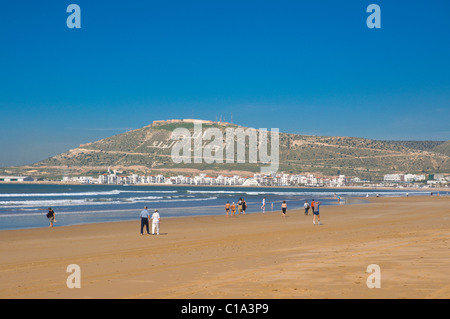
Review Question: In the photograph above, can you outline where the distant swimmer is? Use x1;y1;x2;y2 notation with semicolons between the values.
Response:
281;201;287;217
231;202;236;217
225;201;230;217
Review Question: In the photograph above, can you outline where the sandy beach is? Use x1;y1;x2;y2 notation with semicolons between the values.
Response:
0;196;449;299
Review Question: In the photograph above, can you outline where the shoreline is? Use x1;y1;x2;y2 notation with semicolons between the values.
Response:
0;195;449;298
0;197;351;232
0;184;447;232
1;180;448;192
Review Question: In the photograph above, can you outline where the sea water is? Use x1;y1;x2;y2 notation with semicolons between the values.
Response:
0;184;430;230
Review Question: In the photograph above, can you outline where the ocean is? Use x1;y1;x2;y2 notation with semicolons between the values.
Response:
0;184;432;231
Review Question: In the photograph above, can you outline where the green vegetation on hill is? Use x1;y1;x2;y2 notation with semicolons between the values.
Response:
386;140;445;152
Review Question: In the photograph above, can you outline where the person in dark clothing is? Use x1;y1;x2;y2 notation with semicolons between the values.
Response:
139;206;150;235
46;207;56;228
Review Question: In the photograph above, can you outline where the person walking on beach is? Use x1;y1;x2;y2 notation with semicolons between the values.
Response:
46;207;56;228
304;200;310;216
261;197;266;213
311;199;315;215
238;198;243;215
140;206;150;235
242;198;247;215
151;209;161;235
225;201;230;217
231;202;236;217
281;201;287;217
313;201;321;225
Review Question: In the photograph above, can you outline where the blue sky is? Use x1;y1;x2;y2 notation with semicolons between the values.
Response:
0;0;449;166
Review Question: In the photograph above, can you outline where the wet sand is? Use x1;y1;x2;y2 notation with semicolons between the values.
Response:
0;196;449;299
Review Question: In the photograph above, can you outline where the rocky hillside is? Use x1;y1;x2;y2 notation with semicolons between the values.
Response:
7;119;450;180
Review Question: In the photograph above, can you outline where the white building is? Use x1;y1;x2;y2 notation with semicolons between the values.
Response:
62;170;367;187
242;178;260;186
403;174;426;182
384;174;403;182
78;176;94;184
98;174;108;184
0;176;34;182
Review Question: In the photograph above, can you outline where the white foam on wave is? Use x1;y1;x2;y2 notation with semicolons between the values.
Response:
0;190;122;197
119;190;178;194
0;189;178;198
186;189;429;197
0;195;217;210
0;197;220;218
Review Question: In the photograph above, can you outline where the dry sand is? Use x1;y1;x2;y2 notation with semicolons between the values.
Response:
0;196;449;299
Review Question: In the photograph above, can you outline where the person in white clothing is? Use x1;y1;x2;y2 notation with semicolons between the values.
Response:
304;200;310;216
261;197;266;213
151;209;161;235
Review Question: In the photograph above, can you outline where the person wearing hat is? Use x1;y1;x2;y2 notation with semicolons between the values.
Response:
151;209;161;235
139;206;150;235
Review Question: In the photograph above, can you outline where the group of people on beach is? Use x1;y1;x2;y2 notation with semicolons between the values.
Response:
260;197;287;218
43;191;447;231
303;199;321;225
225;196;322;225
225;197;247;217
45;205;163;235
139;206;161;235
46;197;322;232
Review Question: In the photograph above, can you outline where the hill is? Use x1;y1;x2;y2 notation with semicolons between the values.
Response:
386;140;445;152
431;140;450;157
4;119;450;180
